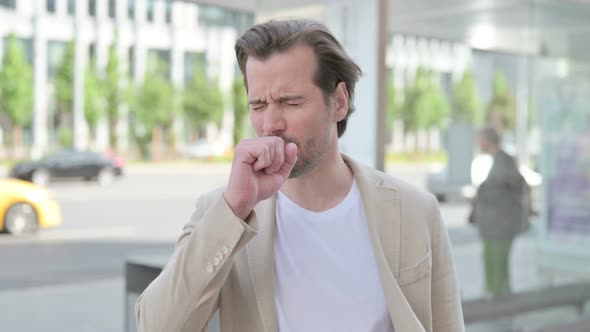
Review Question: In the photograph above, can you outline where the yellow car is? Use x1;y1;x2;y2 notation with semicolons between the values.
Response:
0;178;61;235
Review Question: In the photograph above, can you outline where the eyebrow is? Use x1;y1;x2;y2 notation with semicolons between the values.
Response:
277;95;304;103
248;98;266;105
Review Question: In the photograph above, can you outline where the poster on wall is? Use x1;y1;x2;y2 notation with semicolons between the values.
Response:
538;66;590;246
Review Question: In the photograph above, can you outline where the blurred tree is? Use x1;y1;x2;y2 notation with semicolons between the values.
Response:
84;59;104;147
182;62;223;142
487;70;516;134
402;67;432;151
232;75;248;146
54;41;74;132
104;45;125;150
0;34;34;158
165;88;182;158
418;73;451;150
452;70;482;125
58;126;73;148
129;61;175;160
386;72;401;129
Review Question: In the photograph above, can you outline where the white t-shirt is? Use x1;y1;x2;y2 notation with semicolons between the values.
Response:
274;180;394;332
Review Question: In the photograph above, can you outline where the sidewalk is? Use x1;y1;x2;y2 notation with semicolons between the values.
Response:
0;278;124;332
2;226;578;332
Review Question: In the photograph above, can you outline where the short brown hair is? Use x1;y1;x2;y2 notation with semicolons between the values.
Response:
234;19;362;138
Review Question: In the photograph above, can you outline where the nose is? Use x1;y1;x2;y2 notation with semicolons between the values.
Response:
262;105;286;136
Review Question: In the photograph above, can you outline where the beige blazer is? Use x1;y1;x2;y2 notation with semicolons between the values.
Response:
136;156;464;332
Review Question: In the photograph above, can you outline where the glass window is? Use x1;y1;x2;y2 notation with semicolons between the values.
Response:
88;0;96;17
198;5;227;27
184;52;206;85
165;0;172;24
127;0;135;20
128;47;135;77
108;0;116;19
146;0;154;22
148;49;171;78
47;41;68;80
46;0;56;13
67;0;75;15
197;4;253;33
0;0;16;9
2;36;33;65
88;43;96;62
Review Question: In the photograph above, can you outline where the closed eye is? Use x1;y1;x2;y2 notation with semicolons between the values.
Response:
251;104;266;111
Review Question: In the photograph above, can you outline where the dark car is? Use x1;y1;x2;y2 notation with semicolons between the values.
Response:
9;150;124;186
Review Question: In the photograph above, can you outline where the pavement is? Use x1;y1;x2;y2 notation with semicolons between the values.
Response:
4;230;582;332
0;163;587;331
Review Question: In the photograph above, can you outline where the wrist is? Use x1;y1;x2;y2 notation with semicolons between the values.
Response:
223;192;253;221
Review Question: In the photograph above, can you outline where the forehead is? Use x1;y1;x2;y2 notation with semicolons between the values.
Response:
245;44;318;96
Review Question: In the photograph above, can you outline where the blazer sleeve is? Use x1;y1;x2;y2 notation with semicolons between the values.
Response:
135;193;259;332
430;196;465;332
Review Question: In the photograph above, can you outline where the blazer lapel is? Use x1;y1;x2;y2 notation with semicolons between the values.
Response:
245;196;278;332
346;156;426;332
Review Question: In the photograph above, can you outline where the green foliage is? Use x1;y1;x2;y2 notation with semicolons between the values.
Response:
487;70;516;130
387;73;401;129
401;68;425;132
452;70;482;125
232;76;248;145
183;62;224;132
58;126;73;148
129;60;176;159
55;42;75;124
104;45;124;148
0;34;33;127
417;73;451;129
84;59;104;134
402;68;450;131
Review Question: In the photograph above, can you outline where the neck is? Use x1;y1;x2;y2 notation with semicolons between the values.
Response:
489;146;501;156
281;141;354;212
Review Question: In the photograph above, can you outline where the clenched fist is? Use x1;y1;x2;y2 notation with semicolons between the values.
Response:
223;137;298;220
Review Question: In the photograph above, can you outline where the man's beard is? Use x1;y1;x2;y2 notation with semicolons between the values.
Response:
272;131;330;178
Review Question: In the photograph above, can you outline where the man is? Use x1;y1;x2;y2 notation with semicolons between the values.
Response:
136;19;464;332
471;127;527;296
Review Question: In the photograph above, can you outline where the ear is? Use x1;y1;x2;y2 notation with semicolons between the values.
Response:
333;81;349;122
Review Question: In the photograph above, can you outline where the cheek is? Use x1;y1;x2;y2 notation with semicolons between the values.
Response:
250;112;264;136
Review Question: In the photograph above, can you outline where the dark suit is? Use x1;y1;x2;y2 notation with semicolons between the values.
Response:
473;150;527;295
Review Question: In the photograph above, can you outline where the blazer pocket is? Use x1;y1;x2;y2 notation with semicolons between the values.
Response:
398;250;432;286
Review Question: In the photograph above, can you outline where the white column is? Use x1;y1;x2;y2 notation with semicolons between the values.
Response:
171;22;185;151
95;0;110;150
219;27;237;152
18;0;36;16
96;0;107;19
32;10;48;158
135;0;146;25
73;23;88;150
117;40;130;151
324;0;388;170
56;0;67;16
134;0;147;82
154;0;165;26
116;0;126;22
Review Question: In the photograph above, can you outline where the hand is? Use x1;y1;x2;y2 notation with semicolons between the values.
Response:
224;137;298;220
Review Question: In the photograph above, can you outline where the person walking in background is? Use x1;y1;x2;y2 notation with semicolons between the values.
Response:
471;127;528;297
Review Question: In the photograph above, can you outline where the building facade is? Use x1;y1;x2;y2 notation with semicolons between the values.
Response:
0;0;253;158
